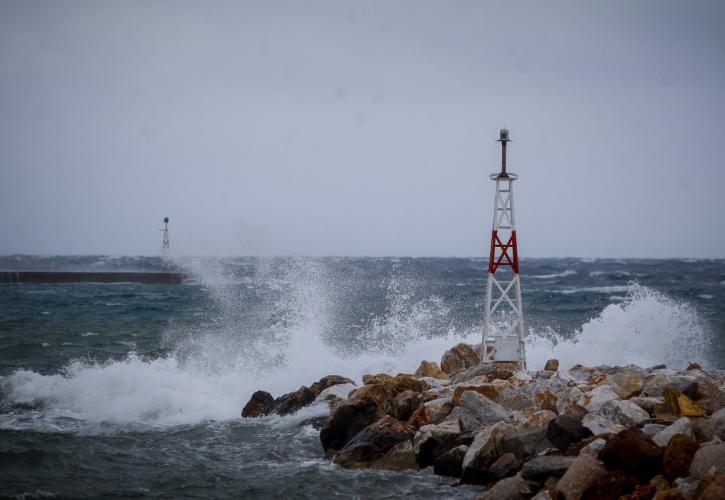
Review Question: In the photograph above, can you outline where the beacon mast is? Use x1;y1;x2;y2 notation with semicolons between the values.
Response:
482;129;526;370
161;217;170;272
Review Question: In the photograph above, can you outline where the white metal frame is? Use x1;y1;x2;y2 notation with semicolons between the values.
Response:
482;175;526;368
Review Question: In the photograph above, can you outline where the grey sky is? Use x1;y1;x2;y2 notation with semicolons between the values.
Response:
1;0;724;258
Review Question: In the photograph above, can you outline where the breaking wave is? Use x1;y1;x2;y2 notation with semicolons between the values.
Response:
0;262;711;431
526;283;709;371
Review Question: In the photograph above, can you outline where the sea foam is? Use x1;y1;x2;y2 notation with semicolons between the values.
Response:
0;264;710;431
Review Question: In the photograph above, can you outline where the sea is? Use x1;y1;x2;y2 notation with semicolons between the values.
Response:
1;255;723;498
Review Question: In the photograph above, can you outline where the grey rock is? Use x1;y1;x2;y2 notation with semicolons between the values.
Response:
478;472;528;500
556;454;607;500
432;444;468;477
581;413;625;436
597;399;650;426
501;426;553;460
642;423;666;438
390;389;421;421
546;415;592;452
521;455;575;481
487;452;521;482
576;385;621;413
653;417;694;447
413;420;461;467
450;363;495;384
461;422;512;483
333;415;414;469
689;442;725;479
458;390;509;432
371;440;419;472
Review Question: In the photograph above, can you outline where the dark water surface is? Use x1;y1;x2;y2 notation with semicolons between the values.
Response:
1;256;723;498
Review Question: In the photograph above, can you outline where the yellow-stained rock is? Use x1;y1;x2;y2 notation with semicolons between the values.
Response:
657;387;704;418
414;360;449;380
452;383;504;406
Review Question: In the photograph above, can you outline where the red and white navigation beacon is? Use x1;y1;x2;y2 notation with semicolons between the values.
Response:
482;129;527;371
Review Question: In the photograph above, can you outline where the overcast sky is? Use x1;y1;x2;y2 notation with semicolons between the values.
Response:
1;0;724;258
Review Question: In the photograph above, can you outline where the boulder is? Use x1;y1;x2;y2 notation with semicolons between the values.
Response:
621;484;657;500
693;378;725;415
663;434;699;482
522;410;557;430
432;444;468;477
333;415;415;468
415;360;448;380
698;473;725;500
320;394;381;453
602;367;646;399
599;428;663;477
315;383;357;403
274;385;317;416
650;474;670;492
310;375;355;395
452;382;505;405
389;389;420;421
371;439;419;471
544;359;559;372
347;383;393;417
457;391;509;433
413;420;461;467
547;415;593;452
689;443;725;479
522;455;576;481
581;413;626;436
656;387;704;418
584;469;641;499
577;385;621;414
451;363;494;384
556;454;608;500
461;422;512;483
652;487;687;499
643;423;667;438
642;372;697;398
408;397;452;427
477;472;528;500
630;396;665;415
241;390;275;417
580;438;607;457
441;342;480;375
598;399;650;426
299;416;328;429
652;417;694;447
487;452;521;483
501;426;553;460
361;373;424;395
711;407;725;441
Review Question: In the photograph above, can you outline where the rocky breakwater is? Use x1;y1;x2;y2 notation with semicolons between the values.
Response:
242;344;725;500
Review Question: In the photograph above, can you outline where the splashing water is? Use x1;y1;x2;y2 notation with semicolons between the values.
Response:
526;283;709;371
0;260;712;431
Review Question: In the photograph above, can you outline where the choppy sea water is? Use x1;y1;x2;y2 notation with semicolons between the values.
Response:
0;255;723;498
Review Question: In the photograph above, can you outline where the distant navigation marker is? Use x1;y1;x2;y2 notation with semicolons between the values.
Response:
161;217;170;272
482;129;527;370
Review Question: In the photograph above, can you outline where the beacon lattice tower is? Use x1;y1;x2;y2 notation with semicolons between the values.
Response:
161;217;170;272
482;129;526;370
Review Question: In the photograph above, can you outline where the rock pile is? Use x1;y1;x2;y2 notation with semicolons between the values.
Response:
241;344;725;499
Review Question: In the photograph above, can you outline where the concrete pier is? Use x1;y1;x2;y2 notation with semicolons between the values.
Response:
0;271;185;284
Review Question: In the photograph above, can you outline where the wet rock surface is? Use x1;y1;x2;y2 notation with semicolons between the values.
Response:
440;342;480;375
241;390;275;417
332;415;414;468
242;353;724;499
